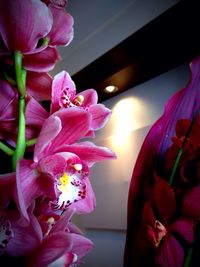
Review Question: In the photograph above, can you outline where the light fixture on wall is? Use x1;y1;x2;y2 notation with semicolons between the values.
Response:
104;85;118;93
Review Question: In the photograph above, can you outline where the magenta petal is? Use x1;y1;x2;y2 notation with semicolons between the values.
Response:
37;154;67;178
89;104;111;130
15;159;55;220
55;141;116;167
49;108;91;151
6;211;42;257
0;79;17;116
51;209;75;233
26;72;53;101
170;218;193;244
155;234;184;267
0;0;52;52
50;71;76;114
26;97;49;140
27;232;72;267
153;177;176;224
34;115;62;162
26;97;49;126
23;47;61;72
142;201;156;226
182;185;200;218
48;6;74;46
70;233;94;262
0;172;15;209
80;89;98;106
0;79;18;141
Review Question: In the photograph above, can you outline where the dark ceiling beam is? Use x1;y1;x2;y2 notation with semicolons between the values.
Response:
72;0;200;102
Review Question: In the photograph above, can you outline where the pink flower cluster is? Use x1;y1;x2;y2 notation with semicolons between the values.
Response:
124;56;200;267
0;1;116;266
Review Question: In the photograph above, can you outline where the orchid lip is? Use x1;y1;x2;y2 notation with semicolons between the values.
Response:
60;88;84;109
51;167;86;210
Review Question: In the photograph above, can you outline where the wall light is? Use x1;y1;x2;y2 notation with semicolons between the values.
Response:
104;85;118;93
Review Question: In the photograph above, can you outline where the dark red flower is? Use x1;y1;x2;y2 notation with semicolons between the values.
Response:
124;55;200;267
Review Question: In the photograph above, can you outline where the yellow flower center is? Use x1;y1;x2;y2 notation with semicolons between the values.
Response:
57;172;69;192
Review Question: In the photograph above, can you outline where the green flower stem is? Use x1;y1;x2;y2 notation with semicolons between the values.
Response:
169;107;200;186
12;96;26;170
184;247;193;267
14;51;25;97
0;141;14;156
12;51;27;170
26;138;37;147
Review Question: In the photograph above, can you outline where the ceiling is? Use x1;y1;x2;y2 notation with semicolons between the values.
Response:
69;0;200;102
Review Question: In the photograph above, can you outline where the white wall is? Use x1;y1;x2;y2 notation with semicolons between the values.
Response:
75;63;190;267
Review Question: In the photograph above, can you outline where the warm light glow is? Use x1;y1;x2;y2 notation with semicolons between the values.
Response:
110;97;145;147
104;85;118;93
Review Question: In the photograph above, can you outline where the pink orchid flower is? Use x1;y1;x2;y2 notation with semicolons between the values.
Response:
124;55;200;266
0;0;73;73
51;71;112;137
0;0;53;54
15;108;116;221
0;173;92;266
26;209;93;267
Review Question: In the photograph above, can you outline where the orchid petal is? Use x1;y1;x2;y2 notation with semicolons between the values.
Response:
182;185;200;218
48;5;74;46
34;116;62;162
50;209;75;233
153;177;176;224
6;211;43;257
80;89;98;106
26;72;53;101
142;201;155;226
0;172;15;209
0;79;18;141
37;154;67;178
15;159;55;221
23;47;61;73
88;104;111;130
69;233;94;263
0;0;52;52
26;97;49;140
52;233;94;266
27;232;72;267
170;218;193;244
54;141;116;167
155;234;184;267
48;108;91;153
